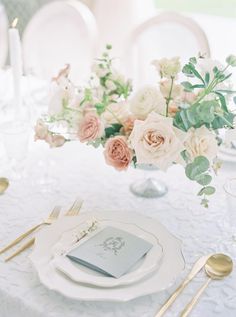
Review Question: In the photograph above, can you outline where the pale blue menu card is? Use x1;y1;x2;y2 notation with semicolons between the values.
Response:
67;226;153;278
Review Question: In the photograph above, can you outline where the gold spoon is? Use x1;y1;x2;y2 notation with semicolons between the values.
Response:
0;178;9;194
180;253;233;317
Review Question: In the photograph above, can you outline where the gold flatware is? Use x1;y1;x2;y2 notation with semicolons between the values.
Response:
5;238;35;262
0;206;61;254
65;197;83;216
154;255;210;317
0;177;9;194
180;253;233;317
4;198;83;261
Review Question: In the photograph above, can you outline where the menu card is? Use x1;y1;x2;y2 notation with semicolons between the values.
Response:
67;226;153;278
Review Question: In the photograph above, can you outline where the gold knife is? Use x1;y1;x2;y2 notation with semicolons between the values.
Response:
5;238;35;262
154;255;211;317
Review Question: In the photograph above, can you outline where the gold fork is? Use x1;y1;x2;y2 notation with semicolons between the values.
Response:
0;206;61;255
4;198;83;261
65;197;83;216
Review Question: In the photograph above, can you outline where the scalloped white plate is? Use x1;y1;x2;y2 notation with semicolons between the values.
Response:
30;211;185;302
51;219;163;288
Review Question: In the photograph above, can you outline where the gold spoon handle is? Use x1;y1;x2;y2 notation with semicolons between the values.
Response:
180;277;211;317
0;223;42;254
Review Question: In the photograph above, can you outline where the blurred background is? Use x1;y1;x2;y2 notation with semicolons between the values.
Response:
2;0;236;35
1;0;236;85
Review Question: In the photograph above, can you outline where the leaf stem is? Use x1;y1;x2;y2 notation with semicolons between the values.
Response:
166;76;174;116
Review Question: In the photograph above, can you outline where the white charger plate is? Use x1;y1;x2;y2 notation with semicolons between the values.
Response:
30;211;185;302
52;219;163;288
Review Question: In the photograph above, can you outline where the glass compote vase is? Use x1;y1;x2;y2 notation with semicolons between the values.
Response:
130;164;168;198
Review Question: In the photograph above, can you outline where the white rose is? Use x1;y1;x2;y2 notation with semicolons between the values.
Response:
184;126;218;162
129;112;186;171
152;57;181;78
102;101;130;125
130;86;166;119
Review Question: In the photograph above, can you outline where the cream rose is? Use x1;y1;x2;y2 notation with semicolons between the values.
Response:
104;136;133;171
102;101;131;125
152;57;181;78
130;86;166;119
184;126;218;162
78;114;104;142
129;112;186;171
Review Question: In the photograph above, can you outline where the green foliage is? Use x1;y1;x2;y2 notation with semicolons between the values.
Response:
105;123;123;138
176;55;236;132
173;100;231;131
226;54;236;66
185;156;215;208
185;156;210;181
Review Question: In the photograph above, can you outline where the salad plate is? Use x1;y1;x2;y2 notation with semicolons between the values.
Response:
52;219;163;288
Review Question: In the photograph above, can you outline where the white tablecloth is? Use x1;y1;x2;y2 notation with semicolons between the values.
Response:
0;138;235;317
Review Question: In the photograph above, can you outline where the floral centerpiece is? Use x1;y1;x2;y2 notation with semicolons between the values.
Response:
35;45;236;207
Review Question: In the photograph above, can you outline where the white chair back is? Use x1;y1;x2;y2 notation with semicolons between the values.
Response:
125;11;211;87
22;0;98;83
0;4;8;68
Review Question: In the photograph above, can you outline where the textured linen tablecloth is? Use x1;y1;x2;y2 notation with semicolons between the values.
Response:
0;139;235;317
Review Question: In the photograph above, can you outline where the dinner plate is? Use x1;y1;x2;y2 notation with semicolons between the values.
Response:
30;211;185;302
52;219;163;288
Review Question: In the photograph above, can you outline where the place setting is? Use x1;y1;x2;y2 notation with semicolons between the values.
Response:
0;194;233;317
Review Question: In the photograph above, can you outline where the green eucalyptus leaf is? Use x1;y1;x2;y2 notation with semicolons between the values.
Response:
189;57;197;64
182;64;194;77
187;64;205;84
222;73;232;81
194;156;210;172
205;72;210;85
214;92;228;112
213;66;219;74
186;107;198;125
197;101;216;123
181;81;193;92
191;84;205;89
185;156;210;181
180;111;191;131
111;123;123;132
202;186;216;195
226;54;236;66
195;174;212;186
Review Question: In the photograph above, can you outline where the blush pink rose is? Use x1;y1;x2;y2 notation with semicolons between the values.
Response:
78;114;104;142
34;119;49;141
46;134;66;148
122;116;136;136
104;136;133;171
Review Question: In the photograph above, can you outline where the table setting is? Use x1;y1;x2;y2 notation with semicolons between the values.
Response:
0;6;236;317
